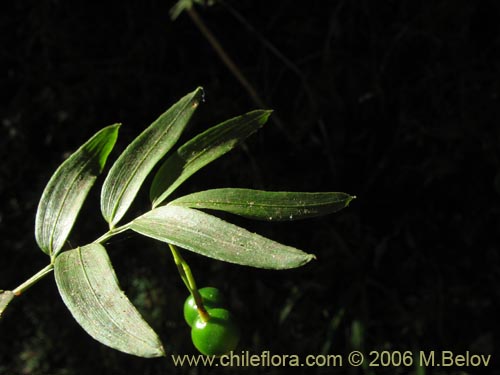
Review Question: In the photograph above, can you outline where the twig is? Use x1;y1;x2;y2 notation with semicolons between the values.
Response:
220;0;318;112
185;6;292;141
187;6;265;108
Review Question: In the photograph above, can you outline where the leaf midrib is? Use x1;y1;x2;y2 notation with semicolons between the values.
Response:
155;117;258;204
144;210;306;258
109;98;193;223
47;155;95;255
76;246;155;349
177;116;255;163
173;196;348;210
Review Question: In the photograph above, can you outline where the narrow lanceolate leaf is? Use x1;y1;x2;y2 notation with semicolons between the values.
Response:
0;290;15;319
150;110;272;207
54;244;165;358
101;87;204;227
170;189;356;221
35;124;120;256
131;205;315;269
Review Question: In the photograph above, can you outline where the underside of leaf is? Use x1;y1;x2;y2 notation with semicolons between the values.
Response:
131;205;315;269
54;244;165;358
100;87;204;227
150;110;272;207
35;124;120;256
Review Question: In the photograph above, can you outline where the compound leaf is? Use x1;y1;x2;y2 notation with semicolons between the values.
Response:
54;243;165;358
170;188;355;221
131;205;314;269
101;87;203;227
35;124;120;256
150;110;271;207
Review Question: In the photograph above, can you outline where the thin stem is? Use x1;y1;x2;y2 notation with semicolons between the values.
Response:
220;0;318;111
169;243;210;322
185;6;293;143
8;222;131;301
93;223;131;244
12;264;54;296
187;6;265;108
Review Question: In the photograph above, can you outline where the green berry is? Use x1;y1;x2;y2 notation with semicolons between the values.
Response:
183;287;225;327
191;308;240;356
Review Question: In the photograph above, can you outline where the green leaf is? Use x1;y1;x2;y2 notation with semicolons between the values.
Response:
35;124;120;256
170;189;355;221
131;205;315;269
54;243;165;358
101;87;203;227
0;290;15;319
150;110;271;207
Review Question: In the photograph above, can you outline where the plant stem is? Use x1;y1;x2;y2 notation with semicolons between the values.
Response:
185;5;292;143
94;223;131;244
169;243;210;322
12;264;54;296
187;6;265;109
8;223;131;302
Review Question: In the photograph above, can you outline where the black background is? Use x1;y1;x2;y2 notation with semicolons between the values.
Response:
1;1;499;374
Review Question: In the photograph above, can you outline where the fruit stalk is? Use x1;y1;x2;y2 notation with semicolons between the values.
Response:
169;243;210;322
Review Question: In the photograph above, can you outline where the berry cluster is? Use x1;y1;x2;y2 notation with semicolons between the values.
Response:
183;287;240;356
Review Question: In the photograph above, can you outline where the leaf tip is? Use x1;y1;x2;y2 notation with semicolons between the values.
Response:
194;86;205;101
284;252;315;269
185;87;205;111
260;109;273;124
111;123;122;133
285;251;316;269
346;194;357;207
306;253;317;263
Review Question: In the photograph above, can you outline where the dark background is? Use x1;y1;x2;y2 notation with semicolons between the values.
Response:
1;1;499;374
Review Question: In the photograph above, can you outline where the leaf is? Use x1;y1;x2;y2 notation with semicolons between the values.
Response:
35;124;120;256
0;290;15;319
101;87;203;227
131;205;315;269
54;243;165;358
150;110;271;207
170;188;355;221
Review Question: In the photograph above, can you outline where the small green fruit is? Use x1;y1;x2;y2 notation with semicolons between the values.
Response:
183;287;225;327
191;308;240;356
